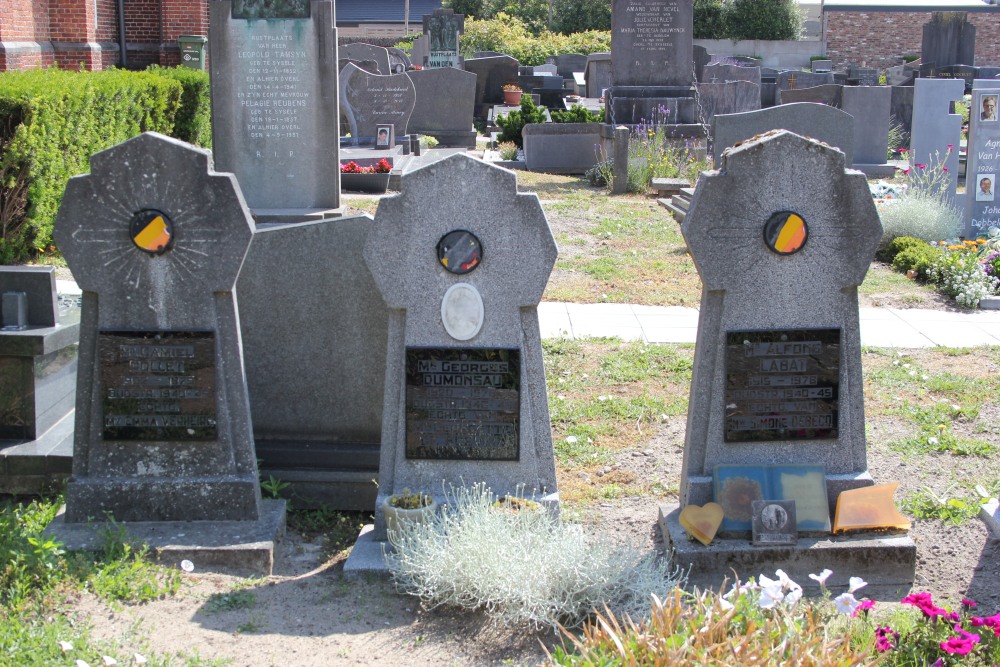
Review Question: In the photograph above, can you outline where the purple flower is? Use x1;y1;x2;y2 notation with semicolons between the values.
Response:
962;598;978;609
940;628;980;655
853;599;875;617
875;626;898;652
901;592;949;619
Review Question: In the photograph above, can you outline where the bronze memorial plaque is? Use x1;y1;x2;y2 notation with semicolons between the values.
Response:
100;331;217;440
405;348;519;460
724;329;840;442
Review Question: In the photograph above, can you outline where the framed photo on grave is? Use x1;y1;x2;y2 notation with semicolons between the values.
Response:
751;499;797;546
376;124;394;149
404;347;519;460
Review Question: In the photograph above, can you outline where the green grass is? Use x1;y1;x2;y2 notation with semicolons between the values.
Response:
205;589;256;614
900;486;982;526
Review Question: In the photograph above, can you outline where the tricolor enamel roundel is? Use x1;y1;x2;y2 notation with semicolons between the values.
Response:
130;209;173;255
763;211;808;255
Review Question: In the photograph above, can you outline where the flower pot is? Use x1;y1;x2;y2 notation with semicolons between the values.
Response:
382;496;438;541
503;89;523;105
340;172;390;193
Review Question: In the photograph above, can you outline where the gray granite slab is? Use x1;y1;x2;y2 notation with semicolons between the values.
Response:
611;0;694;88
911;78;964;207
465;55;519;115
408;67;477;146
712;102;854;164
340;42;391;75
0;266;57;327
585;52;611;99
922;12;975;71
776;84;843;107
703;63;761;85
361;154;558;540
546;53;587;81
52;132;262;524
776;70;834;91
890;85;914;136
209;0;340;211
340;63;416;145
681;130;881;510
695;80;760;124
843;86;891;166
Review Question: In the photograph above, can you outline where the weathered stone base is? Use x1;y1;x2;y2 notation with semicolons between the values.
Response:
0;411;73;495
252;207;346;225
47;499;286;576
659;503;916;599
342;524;389;578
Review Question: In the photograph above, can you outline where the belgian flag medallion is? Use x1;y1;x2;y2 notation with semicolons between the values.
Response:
130;209;174;255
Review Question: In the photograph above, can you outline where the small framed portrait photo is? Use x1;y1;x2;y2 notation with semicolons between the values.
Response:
375;124;394;149
981;94;998;123
976;173;995;202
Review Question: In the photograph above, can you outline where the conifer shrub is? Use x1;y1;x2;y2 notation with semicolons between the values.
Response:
0;68;182;262
495;94;548;147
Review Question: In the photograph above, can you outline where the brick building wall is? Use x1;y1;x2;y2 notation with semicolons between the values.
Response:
824;11;1000;70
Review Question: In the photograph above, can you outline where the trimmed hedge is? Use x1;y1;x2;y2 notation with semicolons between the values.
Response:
461;14;610;66
0;68;184;263
148;66;211;148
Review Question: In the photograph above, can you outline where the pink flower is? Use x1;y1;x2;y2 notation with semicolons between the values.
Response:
916;163;927;169
853;599;875;617
902;168;911;175
902;592;949;619
940;628;980;655
947;143;954;149
971;613;1000;636
898;148;910;154
942;167;949;172
875;626;898;652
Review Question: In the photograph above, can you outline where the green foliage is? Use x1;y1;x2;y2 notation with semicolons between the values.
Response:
693;0;728;39
205;589;257;613
0;498;64;610
85;520;181;605
260;474;290;499
900;486;981;526
616;124;709;194
550;104;603;124
443;0;484;19
147;65;212;148
550;0;611;34
889;242;943;278
878;235;929;263
461;15;610;66
495;94;547;147
0;67;183;262
725;0;803;41
497;140;520;160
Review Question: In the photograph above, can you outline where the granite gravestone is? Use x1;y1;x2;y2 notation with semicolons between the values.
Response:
50;132;270;529
340;42;391;75
546;53;587;83
696;81;761;124
607;0;698;127
0;267;79;495
340;63;416;145
937;65;979;94
407;67;477;147
361;154;558;542
411;34;430;67
921;12;975;71
236;215;389;509
842;86;893;172
209;0;340;217
965;81;1000;238
911;78;964;207
811;59;833;73
386;47;411;74
692;44;710;83
464;55;519;119
776;70;834;91
423;9;464;69
660;130;914;593
847;66;879;87
703;63;761;85
891;85;915;136
712;103;855;165
585;52;611;99
776;84;844;107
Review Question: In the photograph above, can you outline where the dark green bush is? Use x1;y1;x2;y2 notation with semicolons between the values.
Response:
725;0;802;41
694;0;728;39
550;104;602;123
877;235;929;263
892;245;943;277
550;0;611;34
495;95;548;147
0;68;182;263
148;65;211;148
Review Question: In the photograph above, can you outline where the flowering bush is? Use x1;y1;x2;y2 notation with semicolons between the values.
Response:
878;147;962;247
339;158;391;175
926;239;1000;308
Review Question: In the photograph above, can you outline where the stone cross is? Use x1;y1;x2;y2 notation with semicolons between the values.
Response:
52;132;261;523
362;154;558;539
679;130;882;513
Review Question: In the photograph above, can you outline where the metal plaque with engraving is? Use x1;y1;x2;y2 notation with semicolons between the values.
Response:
100;331;217;441
724;329;840;442
405;347;519;460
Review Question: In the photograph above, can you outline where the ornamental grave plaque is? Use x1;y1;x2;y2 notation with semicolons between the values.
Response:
724;329;839;442
405;347;519;460
100;331;216;441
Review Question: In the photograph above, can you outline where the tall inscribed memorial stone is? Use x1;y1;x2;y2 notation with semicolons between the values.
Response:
210;0;340;214
612;0;693;88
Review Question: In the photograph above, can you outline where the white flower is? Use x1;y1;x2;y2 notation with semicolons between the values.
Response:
76;661;91;667
808;569;833;586
848;576;867;593
133;654;147;665
835;592;861;615
103;657;118;666
565;436;578;443
59;641;74;653
718;596;735;611
180;559;194;572
758;586;784;609
928;436;939;445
